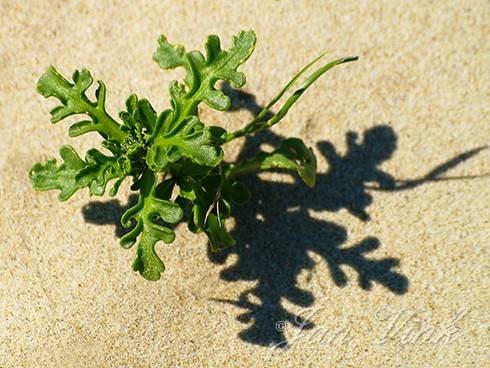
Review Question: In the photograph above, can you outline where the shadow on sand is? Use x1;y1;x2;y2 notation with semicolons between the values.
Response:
82;83;487;347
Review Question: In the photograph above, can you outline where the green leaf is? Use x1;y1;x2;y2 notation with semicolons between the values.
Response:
153;35;186;69
29;145;87;201
75;148;130;197
147;115;223;170
120;171;183;281
178;174;221;230
177;159;216;178
154;30;256;111
29;145;130;200
119;94;158;138
229;138;317;187
68;120;98;137
37;66;126;142
37;67;93;123
209;126;228;145
178;172;248;251
204;213;236;252
221;178;250;205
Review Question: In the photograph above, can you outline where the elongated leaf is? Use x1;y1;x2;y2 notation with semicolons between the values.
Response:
266;56;358;127
37;66;126;142
251;50;331;124
120;171;183;280
225;55;358;141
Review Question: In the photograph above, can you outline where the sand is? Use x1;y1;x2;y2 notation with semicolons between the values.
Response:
1;1;489;367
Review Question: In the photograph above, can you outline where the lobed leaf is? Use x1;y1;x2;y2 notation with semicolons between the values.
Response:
29;145;130;201
119;94;158;138
75;148;130;197
178;173;249;251
154;30;256;111
119;171;183;280
37;66;126;142
29;145;87;201
229;138;317;187
147;115;223;170
30;30;358;281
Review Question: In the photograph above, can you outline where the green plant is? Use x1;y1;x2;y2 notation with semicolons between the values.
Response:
29;30;357;280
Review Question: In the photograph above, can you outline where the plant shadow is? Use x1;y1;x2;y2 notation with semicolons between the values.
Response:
81;83;487;348
82;195;138;238
207;127;409;348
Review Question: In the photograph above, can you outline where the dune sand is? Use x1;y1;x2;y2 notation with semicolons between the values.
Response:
1;1;489;367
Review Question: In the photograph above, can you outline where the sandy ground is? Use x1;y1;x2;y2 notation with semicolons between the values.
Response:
1;1;489;367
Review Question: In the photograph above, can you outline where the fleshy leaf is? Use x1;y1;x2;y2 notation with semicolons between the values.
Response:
153;35;186;69
30;145;130;200
68;120;98;137
154;30;256;111
221;179;250;205
205;213;236;252
75;148;130;197
147;115;223;170
37;67;93;123
119;94;158;138
178;173;248;251
120;171;183;281
29;145;87;201
230;138;317;187
29;30;360;281
37;66;126;142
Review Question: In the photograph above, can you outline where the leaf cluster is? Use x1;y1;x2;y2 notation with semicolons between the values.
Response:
30;30;357;280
